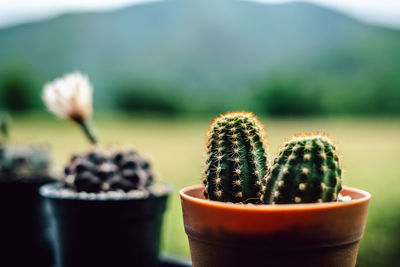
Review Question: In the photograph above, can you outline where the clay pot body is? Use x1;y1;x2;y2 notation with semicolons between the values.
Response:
180;185;370;267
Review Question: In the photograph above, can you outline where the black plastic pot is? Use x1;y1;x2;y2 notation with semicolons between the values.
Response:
0;178;54;267
41;183;172;267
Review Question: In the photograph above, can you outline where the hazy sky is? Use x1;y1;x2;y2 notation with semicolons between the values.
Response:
0;0;399;29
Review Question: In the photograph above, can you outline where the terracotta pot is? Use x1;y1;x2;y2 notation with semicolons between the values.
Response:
180;185;370;267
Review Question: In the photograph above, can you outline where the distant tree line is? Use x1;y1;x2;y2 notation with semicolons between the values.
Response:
1;66;399;116
0;67;39;112
252;71;400;116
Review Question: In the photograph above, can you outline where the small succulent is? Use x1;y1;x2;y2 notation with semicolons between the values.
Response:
0;144;51;181
202;111;268;204
63;149;153;193
263;134;342;204
42;72;155;193
0;114;51;181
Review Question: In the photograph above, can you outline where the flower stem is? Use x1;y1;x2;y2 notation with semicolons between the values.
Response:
79;120;98;145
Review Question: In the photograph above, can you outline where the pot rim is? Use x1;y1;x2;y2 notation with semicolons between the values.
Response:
40;182;173;202
180;185;370;211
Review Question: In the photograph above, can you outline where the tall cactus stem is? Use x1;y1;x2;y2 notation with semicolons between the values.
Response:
203;111;268;204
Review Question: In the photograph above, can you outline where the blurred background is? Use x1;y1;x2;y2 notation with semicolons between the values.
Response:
0;0;399;265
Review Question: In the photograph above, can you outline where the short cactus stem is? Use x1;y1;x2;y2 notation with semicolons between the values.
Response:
203;111;268;204
263;134;342;204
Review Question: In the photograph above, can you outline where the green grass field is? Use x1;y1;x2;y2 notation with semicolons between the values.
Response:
9;113;400;266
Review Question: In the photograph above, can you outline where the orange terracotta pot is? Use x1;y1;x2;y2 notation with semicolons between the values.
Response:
180;185;370;267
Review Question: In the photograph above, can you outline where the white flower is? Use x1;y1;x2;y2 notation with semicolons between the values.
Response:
42;71;93;122
42;71;98;144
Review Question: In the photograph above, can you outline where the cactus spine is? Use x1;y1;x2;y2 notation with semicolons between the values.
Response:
263;134;342;204
203;111;268;203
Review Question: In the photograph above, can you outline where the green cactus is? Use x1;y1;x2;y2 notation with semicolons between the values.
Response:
263;134;342;204
202;111;268;204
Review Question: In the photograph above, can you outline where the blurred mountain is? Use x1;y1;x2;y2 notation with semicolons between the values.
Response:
0;0;400;114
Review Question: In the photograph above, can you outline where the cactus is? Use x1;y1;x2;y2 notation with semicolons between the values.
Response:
202;111;268;203
263;134;342;204
42;72;155;193
63;149;153;192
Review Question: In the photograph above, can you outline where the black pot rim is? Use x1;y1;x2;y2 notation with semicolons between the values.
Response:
39;182;173;202
0;175;56;185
